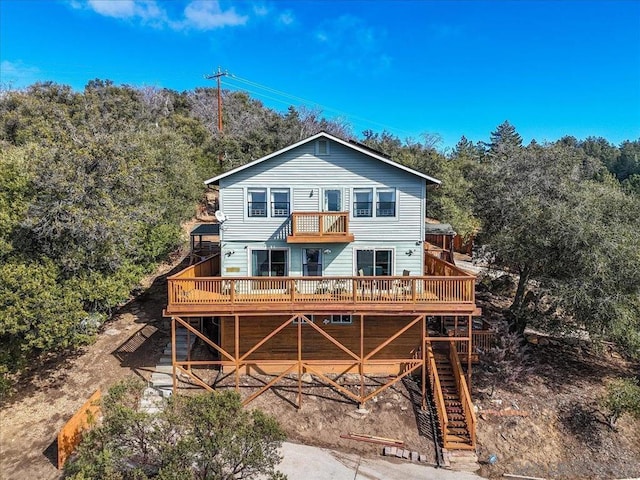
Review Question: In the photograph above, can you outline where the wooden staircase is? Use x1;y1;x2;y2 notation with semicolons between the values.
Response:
428;341;476;451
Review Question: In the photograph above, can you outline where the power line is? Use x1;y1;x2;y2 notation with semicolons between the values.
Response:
221;74;416;137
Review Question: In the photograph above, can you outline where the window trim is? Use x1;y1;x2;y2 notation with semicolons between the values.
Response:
247;188;267;218
376;187;397;217
293;314;314;325
270;188;290;217
351;187;398;219
329;314;352;324
249;248;290;277
354;247;395;276
245;187;292;219
322;188;343;212
315;139;330;156
302;248;323;277
353;188;373;218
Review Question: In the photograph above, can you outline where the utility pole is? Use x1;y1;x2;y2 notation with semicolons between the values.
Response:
205;67;228;133
204;67;229;171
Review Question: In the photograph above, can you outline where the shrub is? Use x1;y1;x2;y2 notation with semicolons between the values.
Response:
65;379;287;479
600;377;640;429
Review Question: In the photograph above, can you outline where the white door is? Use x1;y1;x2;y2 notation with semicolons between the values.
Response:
303;248;323;276
324;189;342;212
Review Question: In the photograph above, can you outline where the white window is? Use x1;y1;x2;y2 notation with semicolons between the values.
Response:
356;249;393;276
248;189;267;217
330;314;352;324
316;139;330;155
293;315;315;325
353;188;373;217
271;189;290;217
376;188;396;217
251;249;288;277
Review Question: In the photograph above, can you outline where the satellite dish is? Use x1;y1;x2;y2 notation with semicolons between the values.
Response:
215;210;227;223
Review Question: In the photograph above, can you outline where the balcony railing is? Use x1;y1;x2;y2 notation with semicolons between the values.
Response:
287;212;354;243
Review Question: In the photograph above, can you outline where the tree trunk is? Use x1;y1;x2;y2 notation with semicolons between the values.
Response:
509;265;531;334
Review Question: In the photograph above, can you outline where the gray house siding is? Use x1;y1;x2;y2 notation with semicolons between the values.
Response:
217;137;429;278
220;241;423;277
219;140;424;242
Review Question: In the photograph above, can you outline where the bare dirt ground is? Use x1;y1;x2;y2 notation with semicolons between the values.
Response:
182;349;439;463
474;343;640;479
472;291;640;480
1;248;639;480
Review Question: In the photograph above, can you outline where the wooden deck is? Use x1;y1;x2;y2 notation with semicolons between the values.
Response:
165;253;478;316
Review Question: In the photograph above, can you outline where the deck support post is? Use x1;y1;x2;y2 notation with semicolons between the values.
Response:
467;314;472;389
359;313;364;408
421;315;426;410
234;314;240;391
171;317;177;395
297;314;302;409
186;323;191;372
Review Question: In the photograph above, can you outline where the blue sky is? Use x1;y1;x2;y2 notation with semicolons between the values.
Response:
1;0;639;149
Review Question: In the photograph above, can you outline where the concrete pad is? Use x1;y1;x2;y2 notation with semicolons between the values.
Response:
277;442;483;480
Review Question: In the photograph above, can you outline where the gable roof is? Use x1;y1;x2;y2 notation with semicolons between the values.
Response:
203;131;441;186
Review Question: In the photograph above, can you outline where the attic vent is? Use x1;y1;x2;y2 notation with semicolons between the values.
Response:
316;139;330;155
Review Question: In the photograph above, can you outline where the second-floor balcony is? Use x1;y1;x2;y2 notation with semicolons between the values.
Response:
287;212;354;243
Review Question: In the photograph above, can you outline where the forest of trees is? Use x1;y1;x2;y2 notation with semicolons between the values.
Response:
1;80;639;396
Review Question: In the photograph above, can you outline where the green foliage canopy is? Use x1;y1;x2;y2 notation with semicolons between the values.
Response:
473;122;640;358
65;379;287;480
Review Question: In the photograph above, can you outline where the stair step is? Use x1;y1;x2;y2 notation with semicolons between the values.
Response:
446;427;469;435
447;421;468;428
448;414;466;421
445;441;475;451
445;434;471;443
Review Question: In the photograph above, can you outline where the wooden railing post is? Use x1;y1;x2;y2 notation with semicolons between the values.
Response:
412;278;417;302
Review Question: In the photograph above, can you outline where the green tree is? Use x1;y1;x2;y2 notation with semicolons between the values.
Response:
0;260;88;373
612;140;640;181
579;136;619;174
600;378;640;429
66;379;287;480
484;120;523;160
473;134;640;358
0;143;34;257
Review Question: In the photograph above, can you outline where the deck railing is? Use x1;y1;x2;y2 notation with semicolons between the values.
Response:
288;212;353;241
424;251;472;277
168;274;475;308
449;341;476;448
426;341;448;446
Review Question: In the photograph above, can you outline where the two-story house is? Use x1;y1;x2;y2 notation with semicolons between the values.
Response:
165;132;483;450
207;131;439;279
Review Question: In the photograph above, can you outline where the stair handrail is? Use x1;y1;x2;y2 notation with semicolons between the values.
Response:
449;340;477;447
426;340;448;445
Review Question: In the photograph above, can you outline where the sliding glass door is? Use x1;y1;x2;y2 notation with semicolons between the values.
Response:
356;249;392;276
